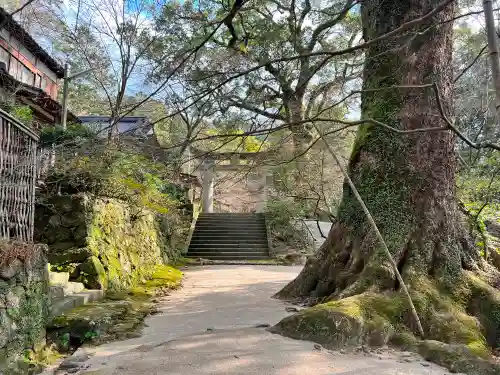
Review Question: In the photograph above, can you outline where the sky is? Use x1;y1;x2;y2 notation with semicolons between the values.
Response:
12;0;495;121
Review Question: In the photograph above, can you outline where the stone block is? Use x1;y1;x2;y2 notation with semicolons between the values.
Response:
5;286;24;308
0;259;23;281
48;247;92;265
64;282;85;296
0;250;48;374
49;286;65;299
49;271;69;286
49;290;104;318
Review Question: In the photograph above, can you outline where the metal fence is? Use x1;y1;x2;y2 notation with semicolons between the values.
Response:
0;108;38;242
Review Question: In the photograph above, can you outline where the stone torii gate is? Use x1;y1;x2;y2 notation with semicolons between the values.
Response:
185;147;274;213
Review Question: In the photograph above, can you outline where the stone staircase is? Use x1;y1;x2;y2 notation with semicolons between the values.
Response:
49;270;104;318
187;213;270;260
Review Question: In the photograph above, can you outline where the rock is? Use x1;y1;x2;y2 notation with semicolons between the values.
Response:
5;286;24;308
0;259;23;280
150;308;161;315
421;362;430;367
49;247;92;265
285;306;299;313
271;301;365;349
206;327;214;332
59;360;81;370
314;343;322;351
77;256;107;289
279;253;307;265
485;220;500;237
0;310;12;347
254;323;270;328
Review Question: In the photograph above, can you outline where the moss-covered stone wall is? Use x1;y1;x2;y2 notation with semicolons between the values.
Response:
35;194;180;291
0;247;49;375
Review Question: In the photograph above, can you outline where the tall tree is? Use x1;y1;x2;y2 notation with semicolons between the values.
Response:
51;0;159;139
150;0;360;152
273;0;500;360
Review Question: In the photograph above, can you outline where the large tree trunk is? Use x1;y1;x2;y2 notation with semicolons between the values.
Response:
277;0;481;301
272;3;500;369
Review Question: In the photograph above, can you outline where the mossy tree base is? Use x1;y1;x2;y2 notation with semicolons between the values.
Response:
273;271;500;374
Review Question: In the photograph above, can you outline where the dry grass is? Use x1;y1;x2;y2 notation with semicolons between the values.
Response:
0;239;45;268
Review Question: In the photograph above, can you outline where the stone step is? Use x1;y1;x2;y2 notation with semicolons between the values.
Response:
191;233;267;238
65;281;85;295
49;271;70;287
193;229;266;234
198;213;264;217
188;249;269;254
186;254;270;260
189;213;269;259
196;215;264;219
189;238;269;244
195;218;265;223
49;282;85;299
189;242;269;248
49;290;104;318
188;248;269;254
194;225;266;230
194;223;266;229
49;286;65;299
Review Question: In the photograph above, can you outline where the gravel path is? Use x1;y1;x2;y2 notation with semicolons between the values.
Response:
49;265;459;375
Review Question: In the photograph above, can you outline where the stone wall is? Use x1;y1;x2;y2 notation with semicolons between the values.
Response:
0;246;49;374
35;194;173;291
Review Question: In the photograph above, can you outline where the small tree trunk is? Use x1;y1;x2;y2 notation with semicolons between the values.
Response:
483;0;500;138
277;0;482;301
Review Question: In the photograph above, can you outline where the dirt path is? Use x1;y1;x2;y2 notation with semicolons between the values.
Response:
51;265;459;375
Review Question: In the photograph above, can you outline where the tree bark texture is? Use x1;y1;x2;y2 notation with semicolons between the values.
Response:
277;0;481;301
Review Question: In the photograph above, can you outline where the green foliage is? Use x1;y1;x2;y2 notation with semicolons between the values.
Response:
458;153;500;256
201;128;268;153
48;265;183;351
10;106;34;125
43;148;181;215
265;200;311;249
2;104;34;126
40;124;96;147
458;154;500;205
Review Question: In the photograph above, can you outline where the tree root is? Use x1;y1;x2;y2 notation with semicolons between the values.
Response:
270;272;500;374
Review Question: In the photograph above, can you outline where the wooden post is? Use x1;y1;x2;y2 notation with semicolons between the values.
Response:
61;63;70;130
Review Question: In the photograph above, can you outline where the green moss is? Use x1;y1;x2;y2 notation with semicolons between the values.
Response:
48;265;183;350
389;331;418;349
149;265;183;284
417;340;500;375
271;295;365;348
78;256;107;289
463;273;500;349
73;197;167;291
323;296;362;318
22;345;62;370
274;278;494;358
